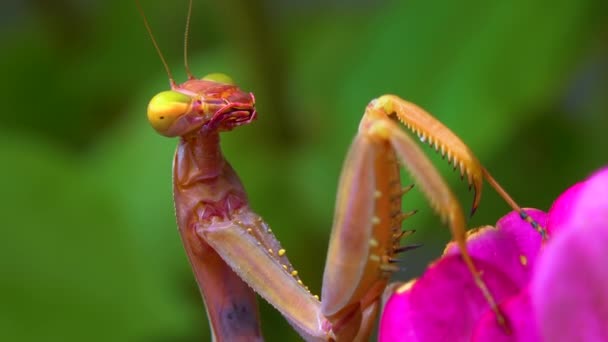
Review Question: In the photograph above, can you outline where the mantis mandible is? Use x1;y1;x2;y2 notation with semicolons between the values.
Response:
137;1;545;340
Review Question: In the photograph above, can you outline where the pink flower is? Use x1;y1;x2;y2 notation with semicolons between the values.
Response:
380;167;608;342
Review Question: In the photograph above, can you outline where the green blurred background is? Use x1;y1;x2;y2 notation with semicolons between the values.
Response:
1;0;606;340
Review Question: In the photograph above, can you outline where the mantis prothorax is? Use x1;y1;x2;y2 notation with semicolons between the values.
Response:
137;1;545;340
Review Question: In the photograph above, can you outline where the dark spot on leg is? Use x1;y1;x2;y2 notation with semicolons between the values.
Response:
220;299;260;338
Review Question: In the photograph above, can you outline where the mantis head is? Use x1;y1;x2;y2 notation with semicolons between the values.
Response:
137;0;256;138
147;73;257;137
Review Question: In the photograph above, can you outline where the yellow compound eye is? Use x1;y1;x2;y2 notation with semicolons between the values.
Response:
202;73;235;85
147;90;192;136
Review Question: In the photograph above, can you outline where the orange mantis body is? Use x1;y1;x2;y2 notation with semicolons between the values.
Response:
138;2;544;340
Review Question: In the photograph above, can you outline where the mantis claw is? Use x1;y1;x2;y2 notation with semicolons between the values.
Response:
395;209;418;222
393;244;423;254
360;94;549;332
395;229;416;240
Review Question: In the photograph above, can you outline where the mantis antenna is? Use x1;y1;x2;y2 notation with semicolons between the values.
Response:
135;0;176;87
184;0;194;79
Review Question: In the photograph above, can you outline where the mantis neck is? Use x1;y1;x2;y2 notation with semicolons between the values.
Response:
177;131;226;181
173;130;248;219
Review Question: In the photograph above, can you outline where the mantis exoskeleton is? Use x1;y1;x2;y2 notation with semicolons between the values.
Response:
137;1;545;340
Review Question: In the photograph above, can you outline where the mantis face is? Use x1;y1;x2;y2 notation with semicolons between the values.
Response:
147;73;257;137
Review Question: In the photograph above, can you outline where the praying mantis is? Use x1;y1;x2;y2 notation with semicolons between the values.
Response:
137;1;545;340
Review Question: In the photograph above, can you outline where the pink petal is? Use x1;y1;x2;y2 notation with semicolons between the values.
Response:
531;222;608;341
568;167;608;229
444;210;546;285
379;255;519;342
532;167;608;341
548;167;608;234
546;181;585;235
473;289;540;342
494;209;546;271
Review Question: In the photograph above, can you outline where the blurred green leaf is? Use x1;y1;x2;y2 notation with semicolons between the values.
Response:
0;131;202;341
